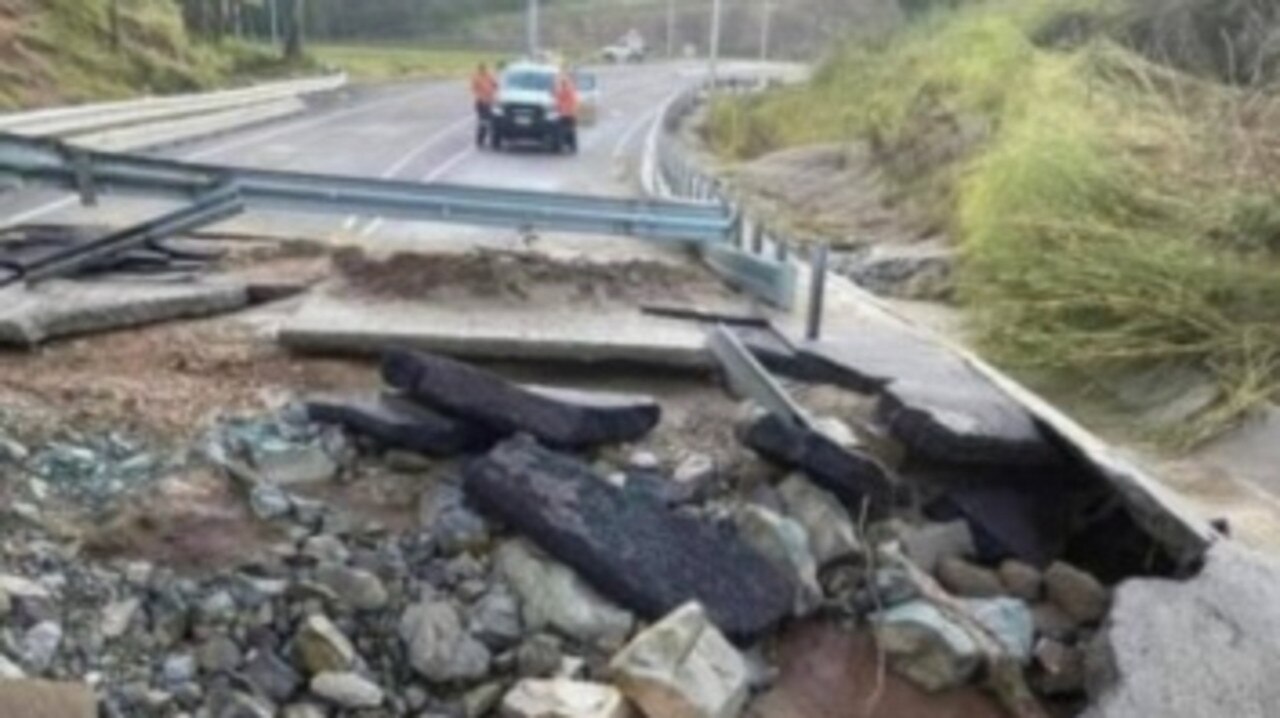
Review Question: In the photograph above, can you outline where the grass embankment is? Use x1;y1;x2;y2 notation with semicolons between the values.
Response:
309;44;502;82
707;0;1280;446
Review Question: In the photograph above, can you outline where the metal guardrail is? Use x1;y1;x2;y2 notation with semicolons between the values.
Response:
0;132;736;249
0;75;346;141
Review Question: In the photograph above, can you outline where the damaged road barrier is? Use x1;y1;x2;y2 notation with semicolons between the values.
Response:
806;242;828;341
381;349;661;449
305;393;494;458
463;435;795;640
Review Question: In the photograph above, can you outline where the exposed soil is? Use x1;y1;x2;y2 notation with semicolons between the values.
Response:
333;246;722;306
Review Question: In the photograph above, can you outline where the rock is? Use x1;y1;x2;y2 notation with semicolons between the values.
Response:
812;416;859;449
0;574;50;600
307;393;492;458
294;615;356;675
100;598;140;639
382;349;661;448
281;704;328;718
22;621;62;671
924;478;1070;568
997;560;1043;601
1044;561;1109;624
310;671;384;709
399;600;491;683
211;690;274;718
1031;602;1078;642
838;238;954;301
314;564;388;611
609;603;749;718
199;590;238;624
501;679;633;718
628;451;661;471
776;474;861;567
301;535;350;565
749;621;1007;718
249;483;293;521
1082;542;1280;718
467;437;793;639
1033;638;1084;697
494;541;635;650
0;653;25;679
899;521;975;575
420;482;491;556
673;453;715;485
801;327;1061;466
197;635;243;673
742;413;897;516
0;679;96;718
471;587;523;650
161;654;197;686
516;634;563;679
872;600;981;692
732;505;821;611
243;650;302;703
464;681;505;718
935;557;1005;598
961;598;1034;663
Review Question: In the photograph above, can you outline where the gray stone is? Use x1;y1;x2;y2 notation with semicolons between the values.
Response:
249;483;293;521
1034;638;1085;697
997;560;1043;601
197;635;243;674
161;653;197;686
673;453;715;485
899;521;975;575
628;450;661;471
470;587;523;650
776;473;861;567
1083;543;1280;718
213;689;275;718
310;671;383;709
399;600;491;683
609;602;749;718
936;557;1005;598
301;535;350;565
282;704;328;718
314;564;388;611
812;416;859;449
294;615;356;675
516;634;563;679
0;652;25;679
961;597;1034;663
873;600;981;692
463;681;505;718
1032;602;1079;642
501;679;632;718
732;505;820;612
244;650;302;703
199;590;238;623
251;441;338;486
495;540;634;650
22;621;62;671
838;238;954;301
420;483;491;556
101;598;141;639
1044;561;1109;624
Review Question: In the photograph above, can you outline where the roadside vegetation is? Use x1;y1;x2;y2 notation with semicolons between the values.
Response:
308;45;500;83
707;0;1280;446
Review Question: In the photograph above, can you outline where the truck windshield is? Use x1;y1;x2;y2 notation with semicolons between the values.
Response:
503;71;555;92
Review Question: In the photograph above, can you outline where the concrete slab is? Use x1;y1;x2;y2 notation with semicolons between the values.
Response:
277;293;713;368
0;278;249;347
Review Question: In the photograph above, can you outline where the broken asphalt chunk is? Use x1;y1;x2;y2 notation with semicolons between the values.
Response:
306;393;493;458
742;412;897;516
463;435;794;639
381;349;661;449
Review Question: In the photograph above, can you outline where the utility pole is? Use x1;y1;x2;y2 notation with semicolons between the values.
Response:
527;0;541;58
709;0;723;83
666;0;675;58
268;0;279;48
760;0;773;61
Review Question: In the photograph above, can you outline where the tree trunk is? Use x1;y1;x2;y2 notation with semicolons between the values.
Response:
284;0;305;61
108;0;121;49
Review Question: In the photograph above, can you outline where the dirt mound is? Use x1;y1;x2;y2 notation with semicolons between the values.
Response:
333;247;712;305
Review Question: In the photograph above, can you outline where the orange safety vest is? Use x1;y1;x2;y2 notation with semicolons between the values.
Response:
472;72;497;105
555;79;578;118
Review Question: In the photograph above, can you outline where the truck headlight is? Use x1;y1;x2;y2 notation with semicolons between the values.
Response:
492;105;505;116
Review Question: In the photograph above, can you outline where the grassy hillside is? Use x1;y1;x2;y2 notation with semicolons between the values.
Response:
708;0;1280;445
309;45;500;82
0;0;288;110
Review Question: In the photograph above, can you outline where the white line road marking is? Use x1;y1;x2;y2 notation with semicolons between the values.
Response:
612;104;663;162
359;146;476;238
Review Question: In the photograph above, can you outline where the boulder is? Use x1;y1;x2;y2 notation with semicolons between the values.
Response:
501;679;633;718
609;603;750;718
742;413;897;516
306;392;492;457
399;600;491;684
466;437;793;639
0;680;95;718
382;350;660;448
776;474;861;567
872;601;981;692
733;505;821;610
1044;562;1109;624
294;615;356;675
310;671;384;709
495;540;634;650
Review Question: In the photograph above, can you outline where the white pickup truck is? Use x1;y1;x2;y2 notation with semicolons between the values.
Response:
489;61;577;153
602;30;646;63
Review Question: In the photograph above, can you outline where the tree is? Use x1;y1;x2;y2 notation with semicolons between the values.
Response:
284;0;305;60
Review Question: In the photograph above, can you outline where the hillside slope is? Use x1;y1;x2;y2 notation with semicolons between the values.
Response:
0;0;282;110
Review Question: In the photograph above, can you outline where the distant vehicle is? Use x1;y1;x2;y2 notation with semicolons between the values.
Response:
602;29;646;63
489;61;576;153
574;70;600;126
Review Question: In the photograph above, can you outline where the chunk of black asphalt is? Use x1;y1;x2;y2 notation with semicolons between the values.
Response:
801;326;1062;466
381;349;661;449
305;393;494;457
742;412;898;516
463;435;794;640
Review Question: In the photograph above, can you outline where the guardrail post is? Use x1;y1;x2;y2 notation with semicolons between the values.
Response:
775;238;789;262
751;223;765;254
806;242;829;341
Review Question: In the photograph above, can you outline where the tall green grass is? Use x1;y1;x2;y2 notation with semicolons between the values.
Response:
707;0;1280;445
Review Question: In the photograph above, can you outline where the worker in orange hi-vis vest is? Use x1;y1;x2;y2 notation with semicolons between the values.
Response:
554;71;579;153
471;63;499;147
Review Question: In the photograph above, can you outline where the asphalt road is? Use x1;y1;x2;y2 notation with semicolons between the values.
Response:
0;62;707;254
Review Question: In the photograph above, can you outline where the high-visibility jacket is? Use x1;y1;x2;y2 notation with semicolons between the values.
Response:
472;72;497;106
555;78;578;118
